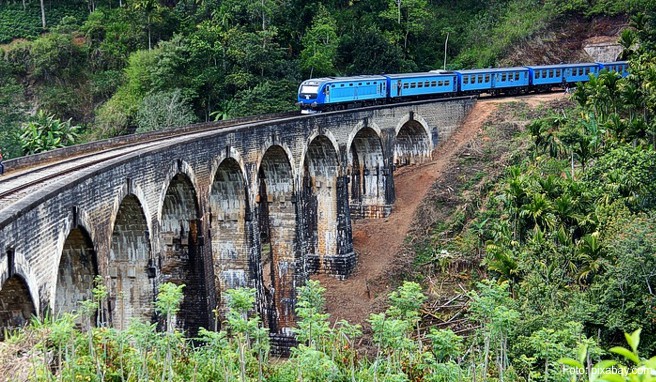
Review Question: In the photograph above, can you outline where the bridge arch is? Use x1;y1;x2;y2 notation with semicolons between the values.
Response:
108;193;153;330
394;113;432;167
157;165;208;335
347;123;387;216
209;154;251;316
257;144;297;334
301;134;340;271
0;248;38;338
52;215;98;319
0;273;36;339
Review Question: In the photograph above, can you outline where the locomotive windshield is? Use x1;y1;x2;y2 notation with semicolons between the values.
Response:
300;85;319;94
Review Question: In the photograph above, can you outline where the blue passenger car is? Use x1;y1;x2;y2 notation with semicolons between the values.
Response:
385;72;457;99
297;75;387;113
598;61;629;77
527;63;598;90
455;68;529;95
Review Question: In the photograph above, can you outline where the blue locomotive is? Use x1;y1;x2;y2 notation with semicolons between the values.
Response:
297;61;629;114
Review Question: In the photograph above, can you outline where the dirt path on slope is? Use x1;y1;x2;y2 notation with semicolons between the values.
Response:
312;92;565;326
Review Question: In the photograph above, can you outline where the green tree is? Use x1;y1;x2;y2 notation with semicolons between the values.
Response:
300;4;339;77
380;0;430;56
130;0;164;50
0;60;27;159
135;89;197;132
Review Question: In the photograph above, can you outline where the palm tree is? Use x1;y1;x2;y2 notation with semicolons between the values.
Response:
484;243;519;287
618;29;638;60
132;0;162;50
575;233;606;284
519;193;556;237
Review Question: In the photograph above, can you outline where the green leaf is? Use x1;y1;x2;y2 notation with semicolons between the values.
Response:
609;346;640;365
559;357;584;370
624;328;641;354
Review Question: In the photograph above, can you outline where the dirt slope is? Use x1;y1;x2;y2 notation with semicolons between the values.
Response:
312;93;566;326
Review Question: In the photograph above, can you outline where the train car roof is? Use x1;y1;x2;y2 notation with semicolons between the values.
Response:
525;63;598;69
454;67;528;74
596;61;628;65
302;75;387;84
385;71;455;78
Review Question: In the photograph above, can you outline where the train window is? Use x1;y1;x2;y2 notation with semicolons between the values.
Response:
403;83;409;89
485;75;490;82
445;80;450;86
556;70;561;77
358;83;362;86
515;72;520;80
349;83;353;86
425;81;430;87
438;81;443;86
501;74;507;81
478;75;483;83
410;83;416;88
340;84;344;87
431;81;437;87
418;82;423;88
366;82;370;85
463;76;469;84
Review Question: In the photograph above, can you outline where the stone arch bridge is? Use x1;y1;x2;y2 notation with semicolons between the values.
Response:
0;98;474;342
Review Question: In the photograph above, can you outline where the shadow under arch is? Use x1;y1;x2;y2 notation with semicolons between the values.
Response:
209;157;251;319
257;144;296;334
0;274;36;339
54;225;98;320
301;135;340;271
108;194;153;330
158;172;208;336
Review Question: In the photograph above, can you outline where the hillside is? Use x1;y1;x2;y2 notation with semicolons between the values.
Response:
315;93;569;327
0;0;644;159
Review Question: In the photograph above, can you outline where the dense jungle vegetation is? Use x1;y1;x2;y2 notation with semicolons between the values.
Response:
3;0;656;381
0;0;650;158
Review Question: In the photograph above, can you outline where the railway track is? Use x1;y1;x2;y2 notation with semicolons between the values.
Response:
0;111;297;212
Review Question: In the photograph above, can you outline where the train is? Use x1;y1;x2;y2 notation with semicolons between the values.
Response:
296;61;629;114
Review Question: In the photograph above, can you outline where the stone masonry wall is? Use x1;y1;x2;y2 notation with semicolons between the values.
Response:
0;97;475;339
